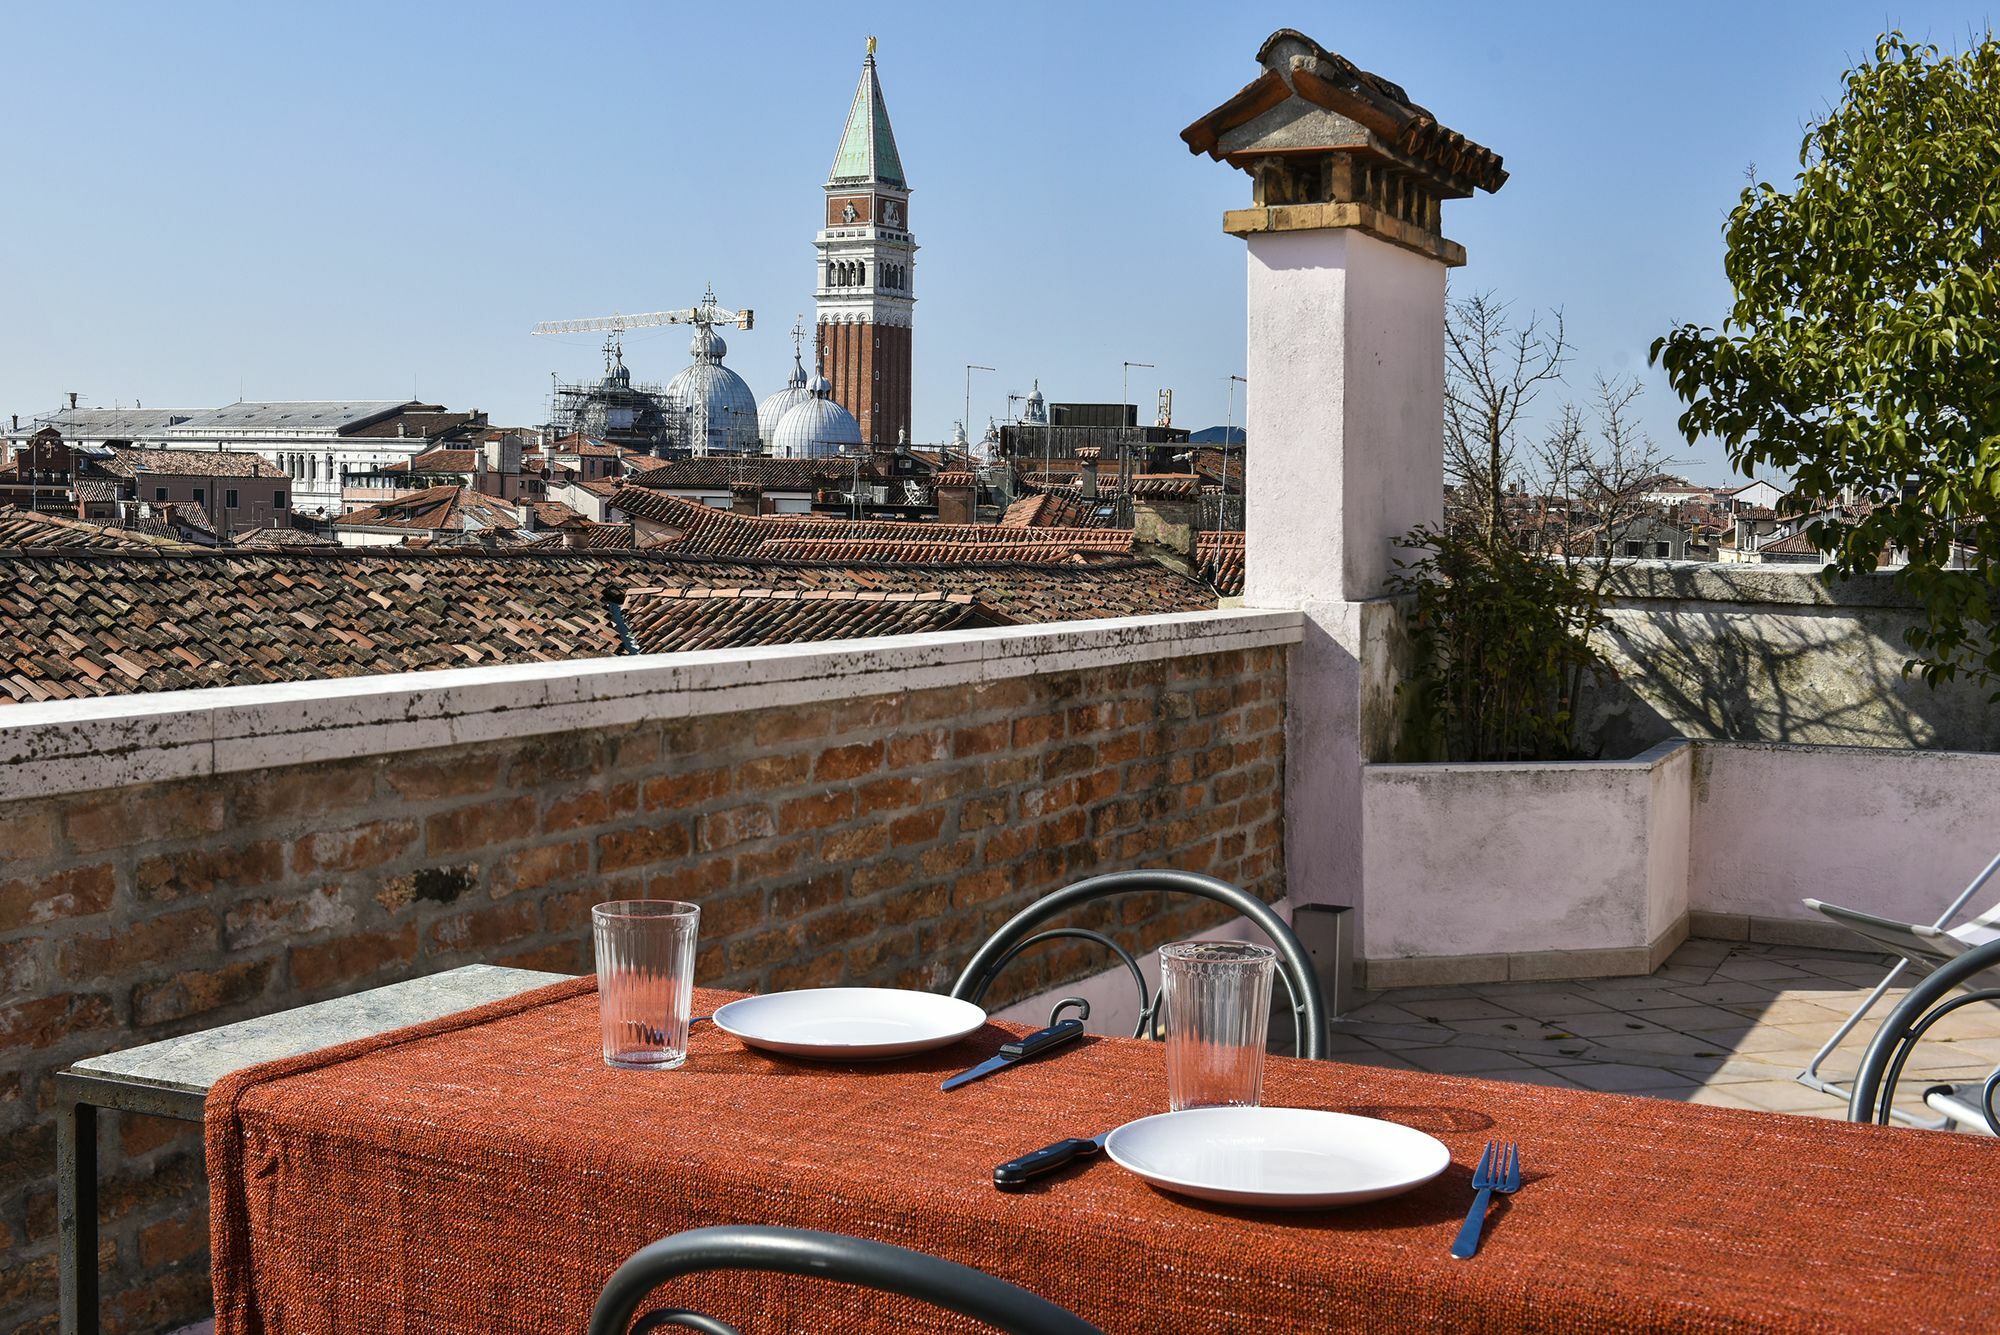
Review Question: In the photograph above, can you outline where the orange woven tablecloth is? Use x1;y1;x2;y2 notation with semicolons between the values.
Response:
207;978;2000;1333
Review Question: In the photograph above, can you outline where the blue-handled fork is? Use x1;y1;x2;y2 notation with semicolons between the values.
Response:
1450;1141;1521;1260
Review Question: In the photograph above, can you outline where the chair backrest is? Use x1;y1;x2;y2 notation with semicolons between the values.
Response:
948;869;1329;1060
1847;936;2000;1130
589;1225;1105;1335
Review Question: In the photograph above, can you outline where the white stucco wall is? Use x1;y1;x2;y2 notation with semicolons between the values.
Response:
1689;742;2000;927
1242;228;1447;933
1361;741;1692;961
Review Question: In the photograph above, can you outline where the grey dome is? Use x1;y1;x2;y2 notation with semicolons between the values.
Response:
664;327;759;455
771;393;862;459
757;351;812;442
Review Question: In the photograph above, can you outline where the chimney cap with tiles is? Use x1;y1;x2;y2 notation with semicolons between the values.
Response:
1182;29;1506;264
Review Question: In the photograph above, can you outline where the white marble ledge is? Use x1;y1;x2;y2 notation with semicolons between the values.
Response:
69;964;571;1096
0;609;1303;803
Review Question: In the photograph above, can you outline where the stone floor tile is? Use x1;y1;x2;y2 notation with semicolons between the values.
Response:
1565;984;1701;1011
1647;965;1718;984
1728;1080;1854;1113
1480;990;1615;1018
1436;1014;1551;1036
1532;1012;1672;1039
1635;1003;1768;1033
1556;1063;1707;1094
1493;1068;1588;1089
1394;1045;1543;1076
1791;958;1900;984
1664;939;1734;966
1342;1001;1442;1026
1585;1030;1736;1063
1720;998;1855;1027
1667;980;1788;1008
1711;957;1818;982
1392;997;1526;1023
1328;1019;1461;1045
1683;1087;1770;1111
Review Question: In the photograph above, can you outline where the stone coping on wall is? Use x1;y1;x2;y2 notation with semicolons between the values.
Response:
1599;562;1926;610
1365;736;1694;777
0;608;1305;804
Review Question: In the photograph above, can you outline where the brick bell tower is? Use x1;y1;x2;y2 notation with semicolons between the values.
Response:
816;36;915;447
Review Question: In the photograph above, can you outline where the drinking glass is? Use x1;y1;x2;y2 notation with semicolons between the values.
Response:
592;900;701;1070
1160;940;1276;1111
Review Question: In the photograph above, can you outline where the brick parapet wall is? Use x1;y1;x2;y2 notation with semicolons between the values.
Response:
0;645;1284;1333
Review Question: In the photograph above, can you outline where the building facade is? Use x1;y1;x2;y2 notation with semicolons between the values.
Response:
815;39;915;447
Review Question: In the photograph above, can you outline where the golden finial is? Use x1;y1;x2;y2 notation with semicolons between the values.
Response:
866;35;877;57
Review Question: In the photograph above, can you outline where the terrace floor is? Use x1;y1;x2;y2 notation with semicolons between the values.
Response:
1331;937;2000;1121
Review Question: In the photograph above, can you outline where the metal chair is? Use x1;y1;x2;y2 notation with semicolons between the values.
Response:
1848;936;2000;1135
588;1225;1105;1335
1799;850;2000;1123
948;869;1329;1060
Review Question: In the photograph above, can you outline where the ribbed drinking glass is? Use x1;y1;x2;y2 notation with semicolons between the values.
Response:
592;900;701;1070
1160;940;1276;1111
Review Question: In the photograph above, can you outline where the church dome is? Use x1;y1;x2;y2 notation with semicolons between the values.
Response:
757;350;812;443
664;326;759;455
771;380;862;459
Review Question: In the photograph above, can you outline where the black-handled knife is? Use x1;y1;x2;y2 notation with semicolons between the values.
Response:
940;1017;1087;1091
994;1131;1112;1191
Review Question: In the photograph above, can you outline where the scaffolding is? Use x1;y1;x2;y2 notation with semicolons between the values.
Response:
544;338;676;454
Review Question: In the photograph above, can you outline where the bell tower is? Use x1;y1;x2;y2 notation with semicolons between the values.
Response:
815;36;915;447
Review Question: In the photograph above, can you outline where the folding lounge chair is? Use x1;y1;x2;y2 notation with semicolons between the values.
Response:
1800;850;2000;1126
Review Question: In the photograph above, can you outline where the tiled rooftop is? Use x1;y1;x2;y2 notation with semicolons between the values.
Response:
0;507;185;551
621;586;1010;652
338;484;522;533
100;447;286;479
0;547;1219;703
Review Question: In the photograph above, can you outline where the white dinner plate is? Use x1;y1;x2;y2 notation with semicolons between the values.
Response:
710;988;987;1060
1104;1106;1452;1209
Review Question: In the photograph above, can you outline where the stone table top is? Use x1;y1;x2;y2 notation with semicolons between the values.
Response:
67;964;570;1099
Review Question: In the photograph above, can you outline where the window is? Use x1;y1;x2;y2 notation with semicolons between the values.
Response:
193;488;207;505
154;486;168;502
275;492;287;509
226;489;239;509
1623;541;1643;557
1654;541;1671;558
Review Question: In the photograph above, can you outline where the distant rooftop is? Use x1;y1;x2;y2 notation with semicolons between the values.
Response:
3;408;204;441
166;401;435;437
0;547;1217;704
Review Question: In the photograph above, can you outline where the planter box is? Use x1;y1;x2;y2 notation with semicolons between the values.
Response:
1359;739;1692;988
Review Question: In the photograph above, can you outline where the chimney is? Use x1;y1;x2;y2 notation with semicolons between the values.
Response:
563;526;588;549
933;470;976;524
1129;473;1201;571
68;392;78;410
1076;446;1100;500
731;480;764;516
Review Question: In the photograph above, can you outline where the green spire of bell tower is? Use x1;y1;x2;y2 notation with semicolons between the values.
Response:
829;38;906;188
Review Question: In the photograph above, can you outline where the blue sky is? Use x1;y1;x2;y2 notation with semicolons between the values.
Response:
2;2;1992;479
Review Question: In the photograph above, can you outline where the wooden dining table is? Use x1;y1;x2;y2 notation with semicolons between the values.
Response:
207;977;2000;1333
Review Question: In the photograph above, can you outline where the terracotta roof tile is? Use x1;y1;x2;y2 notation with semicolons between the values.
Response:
621;587;1009;653
0;545;1217;704
338;485;521;533
0;507;190;551
99;448;284;479
1131;473;1200;500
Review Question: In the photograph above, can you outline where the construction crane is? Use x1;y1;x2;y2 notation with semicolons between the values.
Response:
530;286;754;338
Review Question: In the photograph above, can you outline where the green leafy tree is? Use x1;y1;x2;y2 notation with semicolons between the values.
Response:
1653;32;2000;688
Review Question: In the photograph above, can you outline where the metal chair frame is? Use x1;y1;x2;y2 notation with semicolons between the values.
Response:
1848;936;2000;1134
1799;849;2000;1127
589;1225;1105;1335
948;869;1328;1061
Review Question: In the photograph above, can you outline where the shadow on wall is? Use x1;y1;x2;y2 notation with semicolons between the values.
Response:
1573;566;2000;756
